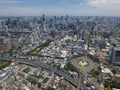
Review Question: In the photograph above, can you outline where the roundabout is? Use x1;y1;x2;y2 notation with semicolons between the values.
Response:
71;56;97;74
78;59;89;67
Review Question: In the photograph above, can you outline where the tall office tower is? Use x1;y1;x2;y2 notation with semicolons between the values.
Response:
73;34;78;42
0;20;3;30
110;47;120;65
95;31;100;50
73;26;78;42
91;25;95;37
5;38;12;52
83;30;89;50
43;14;47;32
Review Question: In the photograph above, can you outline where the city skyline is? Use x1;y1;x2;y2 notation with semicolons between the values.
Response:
0;5;120;89
0;0;120;16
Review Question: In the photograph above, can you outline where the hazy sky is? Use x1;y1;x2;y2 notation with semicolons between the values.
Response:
0;0;120;16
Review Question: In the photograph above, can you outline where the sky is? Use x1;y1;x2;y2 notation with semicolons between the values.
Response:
0;0;120;16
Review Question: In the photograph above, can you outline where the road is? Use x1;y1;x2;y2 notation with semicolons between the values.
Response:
0;57;78;88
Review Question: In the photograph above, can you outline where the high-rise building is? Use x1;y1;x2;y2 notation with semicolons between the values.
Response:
43;14;46;32
0;36;12;52
0;20;3;30
73;34;78;42
110;47;120;65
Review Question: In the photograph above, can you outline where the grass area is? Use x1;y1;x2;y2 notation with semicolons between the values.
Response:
7;49;13;56
0;61;6;65
26;78;41;88
104;80;120;89
88;54;100;63
27;41;51;56
0;62;10;70
14;76;17;81
53;64;61;69
36;74;44;79
27;78;35;84
64;63;76;72
90;69;100;77
47;86;55;90
23;68;29;73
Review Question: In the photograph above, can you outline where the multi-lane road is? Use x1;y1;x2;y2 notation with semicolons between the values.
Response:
0;57;78;88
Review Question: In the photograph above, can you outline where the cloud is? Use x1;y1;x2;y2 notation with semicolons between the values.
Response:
0;0;22;3
0;0;120;16
0;7;79;16
0;6;120;16
86;0;120;7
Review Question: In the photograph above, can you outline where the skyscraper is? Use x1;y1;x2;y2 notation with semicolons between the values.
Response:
0;20;3;30
110;47;120;65
43;14;47;32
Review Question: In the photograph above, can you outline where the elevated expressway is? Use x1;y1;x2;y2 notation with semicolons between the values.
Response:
0;57;78;88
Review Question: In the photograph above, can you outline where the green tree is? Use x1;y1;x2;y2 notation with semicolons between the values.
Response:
47;86;55;90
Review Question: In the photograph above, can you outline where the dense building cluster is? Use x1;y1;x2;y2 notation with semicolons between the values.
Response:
0;15;120;90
